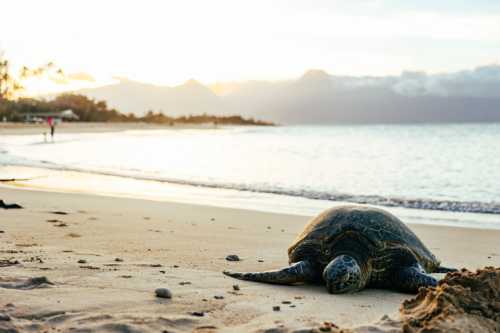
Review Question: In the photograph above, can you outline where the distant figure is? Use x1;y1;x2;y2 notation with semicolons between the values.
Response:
47;117;55;141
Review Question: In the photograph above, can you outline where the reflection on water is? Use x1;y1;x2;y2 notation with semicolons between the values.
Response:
1;124;499;214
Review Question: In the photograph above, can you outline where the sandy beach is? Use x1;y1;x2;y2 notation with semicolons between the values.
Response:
1;184;499;332
0;122;217;135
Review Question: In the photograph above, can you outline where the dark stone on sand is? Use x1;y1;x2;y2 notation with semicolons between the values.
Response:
50;211;68;215
155;288;172;299
77;259;87;264
282;301;291;304
214;295;224;299
179;281;191;285
190;311;204;317
226;254;240;261
0;230;4;233
0;200;22;209
272;306;280;312
115;258;123;262
150;264;162;267
0;314;11;321
232;284;240;291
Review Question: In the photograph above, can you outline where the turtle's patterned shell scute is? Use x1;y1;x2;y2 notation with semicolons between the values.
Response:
287;205;439;271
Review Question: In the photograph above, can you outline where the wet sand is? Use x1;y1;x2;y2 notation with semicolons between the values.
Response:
1;185;499;332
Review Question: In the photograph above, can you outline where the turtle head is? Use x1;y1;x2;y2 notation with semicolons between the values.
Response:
323;255;363;294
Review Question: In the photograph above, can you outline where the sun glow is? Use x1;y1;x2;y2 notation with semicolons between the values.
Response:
1;0;499;96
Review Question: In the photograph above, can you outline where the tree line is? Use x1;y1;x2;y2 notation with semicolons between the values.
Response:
0;93;274;125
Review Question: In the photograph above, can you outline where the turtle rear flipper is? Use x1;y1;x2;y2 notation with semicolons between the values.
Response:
223;260;318;285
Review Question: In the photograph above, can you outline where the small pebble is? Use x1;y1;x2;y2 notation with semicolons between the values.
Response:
232;284;240;291
273;306;280;312
115;258;123;262
0;313;10;321
190;311;204;317
214;295;224;299
258;259;264;263
179;281;191;285
282;301;291;304
226;255;240;262
77;259;87;264
155;288;172;299
51;211;68;215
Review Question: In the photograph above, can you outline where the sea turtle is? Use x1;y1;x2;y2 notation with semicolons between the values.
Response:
223;205;456;294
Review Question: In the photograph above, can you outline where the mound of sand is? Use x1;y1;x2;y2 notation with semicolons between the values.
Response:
400;267;500;333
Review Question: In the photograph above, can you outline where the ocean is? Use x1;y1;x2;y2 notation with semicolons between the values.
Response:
1;124;500;228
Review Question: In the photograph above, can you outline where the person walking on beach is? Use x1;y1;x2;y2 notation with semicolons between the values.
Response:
47;116;55;141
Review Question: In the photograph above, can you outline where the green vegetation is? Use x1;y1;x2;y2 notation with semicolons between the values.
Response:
0;93;274;125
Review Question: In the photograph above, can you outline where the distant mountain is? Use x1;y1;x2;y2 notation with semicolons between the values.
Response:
78;65;500;124
81;78;220;117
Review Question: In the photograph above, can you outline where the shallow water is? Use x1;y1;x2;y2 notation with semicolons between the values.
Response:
1;124;499;216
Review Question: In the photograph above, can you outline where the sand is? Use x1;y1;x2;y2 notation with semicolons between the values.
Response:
0;121;217;135
1;185;499;332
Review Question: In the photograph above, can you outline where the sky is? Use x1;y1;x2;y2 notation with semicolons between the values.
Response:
1;0;499;95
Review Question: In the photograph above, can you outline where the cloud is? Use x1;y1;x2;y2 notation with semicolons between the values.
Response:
67;72;95;82
391;65;500;98
49;72;95;85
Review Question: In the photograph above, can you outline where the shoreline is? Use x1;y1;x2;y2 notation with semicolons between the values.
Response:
0;121;220;135
1;164;500;230
1;185;499;331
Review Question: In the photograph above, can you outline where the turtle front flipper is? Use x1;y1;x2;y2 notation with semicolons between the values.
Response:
434;265;457;273
392;265;437;293
223;260;319;285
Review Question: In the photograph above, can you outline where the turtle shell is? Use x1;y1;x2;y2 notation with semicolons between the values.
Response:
288;205;440;272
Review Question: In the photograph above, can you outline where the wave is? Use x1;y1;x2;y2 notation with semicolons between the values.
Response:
3;156;500;215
